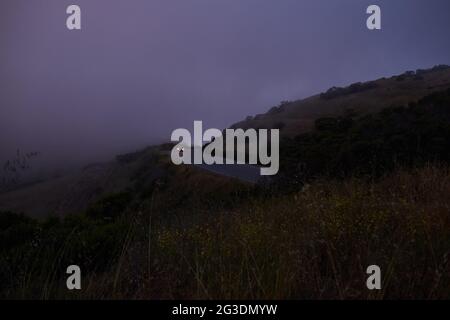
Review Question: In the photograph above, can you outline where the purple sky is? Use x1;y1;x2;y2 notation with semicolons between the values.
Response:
1;0;450;169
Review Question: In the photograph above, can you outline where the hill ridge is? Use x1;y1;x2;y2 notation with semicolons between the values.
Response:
230;64;450;137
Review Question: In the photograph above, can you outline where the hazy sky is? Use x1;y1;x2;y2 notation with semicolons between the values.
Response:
1;0;450;168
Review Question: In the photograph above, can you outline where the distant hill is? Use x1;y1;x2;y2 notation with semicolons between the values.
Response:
3;65;450;217
0;145;249;218
230;65;450;137
274;87;450;190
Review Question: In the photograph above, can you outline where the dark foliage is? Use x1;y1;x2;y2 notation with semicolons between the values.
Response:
0;209;130;298
320;81;378;100
276;89;450;190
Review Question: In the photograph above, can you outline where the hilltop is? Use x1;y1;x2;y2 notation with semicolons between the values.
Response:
230;65;450;136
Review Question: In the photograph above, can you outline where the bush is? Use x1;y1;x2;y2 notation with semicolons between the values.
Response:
86;192;133;220
0;210;130;298
320;82;378;100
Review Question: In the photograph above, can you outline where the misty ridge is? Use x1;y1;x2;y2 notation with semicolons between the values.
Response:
2;64;450;193
2;1;450;185
1;63;450;212
1;64;449;193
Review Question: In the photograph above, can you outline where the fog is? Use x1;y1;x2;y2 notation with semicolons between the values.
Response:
1;0;450;176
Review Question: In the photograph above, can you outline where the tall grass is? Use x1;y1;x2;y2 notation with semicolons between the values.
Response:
1;165;449;299
106;165;450;299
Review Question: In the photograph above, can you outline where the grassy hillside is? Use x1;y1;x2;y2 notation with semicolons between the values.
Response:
2;65;449;218
275;87;450;190
231;65;450;137
0;145;248;218
1;165;449;299
1;66;449;299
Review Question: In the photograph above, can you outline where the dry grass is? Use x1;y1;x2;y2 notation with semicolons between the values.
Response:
3;165;448;299
80;165;450;300
232;69;450;137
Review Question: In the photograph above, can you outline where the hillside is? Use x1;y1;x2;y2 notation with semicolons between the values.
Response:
2;164;449;299
230;65;450;137
1;66;450;299
2;65;450;218
0;145;249;218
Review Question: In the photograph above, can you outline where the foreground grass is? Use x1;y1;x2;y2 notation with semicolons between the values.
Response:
1;165;449;299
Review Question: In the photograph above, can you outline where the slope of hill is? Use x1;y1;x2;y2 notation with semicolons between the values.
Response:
0;145;250;218
0;161;135;218
230;65;450;137
2;66;450;299
2;65;450;218
274;87;450;190
2;164;449;299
